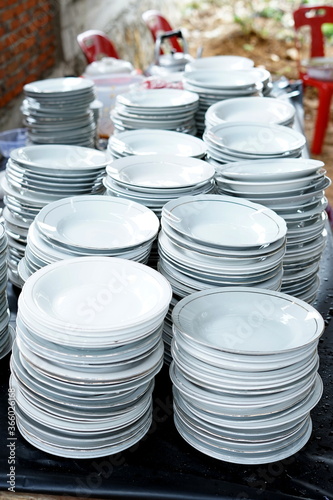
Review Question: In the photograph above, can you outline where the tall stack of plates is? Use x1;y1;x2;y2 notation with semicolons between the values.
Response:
0;225;11;360
10;257;172;458
17;195;160;285
22;77;96;147
108;129;207;159
182;69;270;135
1;145;108;286
158;195;287;362
110;89;199;135
215;159;330;303
203;122;306;166
205;97;295;130
171;287;324;465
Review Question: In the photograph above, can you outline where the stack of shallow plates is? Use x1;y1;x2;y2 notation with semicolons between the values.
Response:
110;89;199;135
17;195;160;285
185;55;255;72
158;195;287;361
0;225;11;360
171;287;324;465
205;97;295;130
204;122;306;166
22;77;96;147
108;129;207;159
215;159;330;302
182;69;270;135
10;257;172;458
1;145;108;286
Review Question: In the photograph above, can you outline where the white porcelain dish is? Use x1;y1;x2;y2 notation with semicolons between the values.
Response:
185;56;254;71
117;89;199;109
183;70;262;90
24;77;95;95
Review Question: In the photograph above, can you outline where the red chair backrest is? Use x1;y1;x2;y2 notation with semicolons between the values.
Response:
77;30;119;64
293;5;333;58
142;10;183;53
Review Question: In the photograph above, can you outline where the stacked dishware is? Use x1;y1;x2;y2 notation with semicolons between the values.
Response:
10;256;172;458
158;194;287;362
1;144;108;286
110;89;199;135
17;195;160;285
205;97;295;130
171;287;324;465
182;69;271;135
204;122;306;166
21;77;96;147
108;129;207;159
215;159;330;302
0;225;11;360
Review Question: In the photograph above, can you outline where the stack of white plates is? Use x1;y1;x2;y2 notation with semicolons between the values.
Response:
205;97;295;130
10;257;172;458
204;122;306;166
171;287;324;465
185;55;255;72
1;145;108;286
17;195;160;285
110;89;199;135
22;77;96;147
158;195;287;362
108;129;207;159
183;69;271;135
215;159;330;302
0;225;11;360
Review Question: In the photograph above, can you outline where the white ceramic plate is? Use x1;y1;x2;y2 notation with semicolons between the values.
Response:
117;89;199;109
185;56;254;72
24;77;95;95
183;70;262;90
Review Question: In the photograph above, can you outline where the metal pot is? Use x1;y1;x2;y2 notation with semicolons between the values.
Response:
146;30;194;76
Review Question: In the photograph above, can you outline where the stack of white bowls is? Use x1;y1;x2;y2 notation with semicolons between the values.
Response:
22;77;96;147
182;69;271;135
215;159;330;302
171;287;324;465
158;194;287;362
0;225;11;360
108;129;207;159
17;195;160;285
205;97;295;130
10;257;172;458
1;145;108;286
203;122;306;166
110;89;199;135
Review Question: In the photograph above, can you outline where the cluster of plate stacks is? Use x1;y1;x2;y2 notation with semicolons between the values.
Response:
158;195;287;362
0;226;11;360
182;69;271;135
107;129;207;160
205;97;295;130
110;89;199;135
21;77;96;147
10;257;172;458
170;288;324;464
203;122;306;167
215;159;330;303
18;196;159;285
1;145;107;286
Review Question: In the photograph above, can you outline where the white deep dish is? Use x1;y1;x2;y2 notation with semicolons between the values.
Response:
183;70;262;90
117;89;199;109
185;56;254;72
24;77;95;95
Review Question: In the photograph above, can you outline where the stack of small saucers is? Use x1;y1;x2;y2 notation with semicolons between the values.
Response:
215;159;330;302
10;257;172;458
158;194;287;362
204;122;306;166
1;145;108;286
108;129;207;159
110;89;199;135
17;195;160;285
22;77;96;147
205;97;295;130
0;225;11;360
182;69;271;135
171;287;324;465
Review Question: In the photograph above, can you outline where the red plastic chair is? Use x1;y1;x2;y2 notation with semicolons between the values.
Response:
293;6;333;154
142;10;183;53
77;30;119;64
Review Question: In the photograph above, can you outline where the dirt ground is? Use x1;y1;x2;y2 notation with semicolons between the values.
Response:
181;10;333;205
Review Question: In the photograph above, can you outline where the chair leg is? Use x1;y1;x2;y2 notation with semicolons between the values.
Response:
311;86;333;155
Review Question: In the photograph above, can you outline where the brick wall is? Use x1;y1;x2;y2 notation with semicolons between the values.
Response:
0;0;58;107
